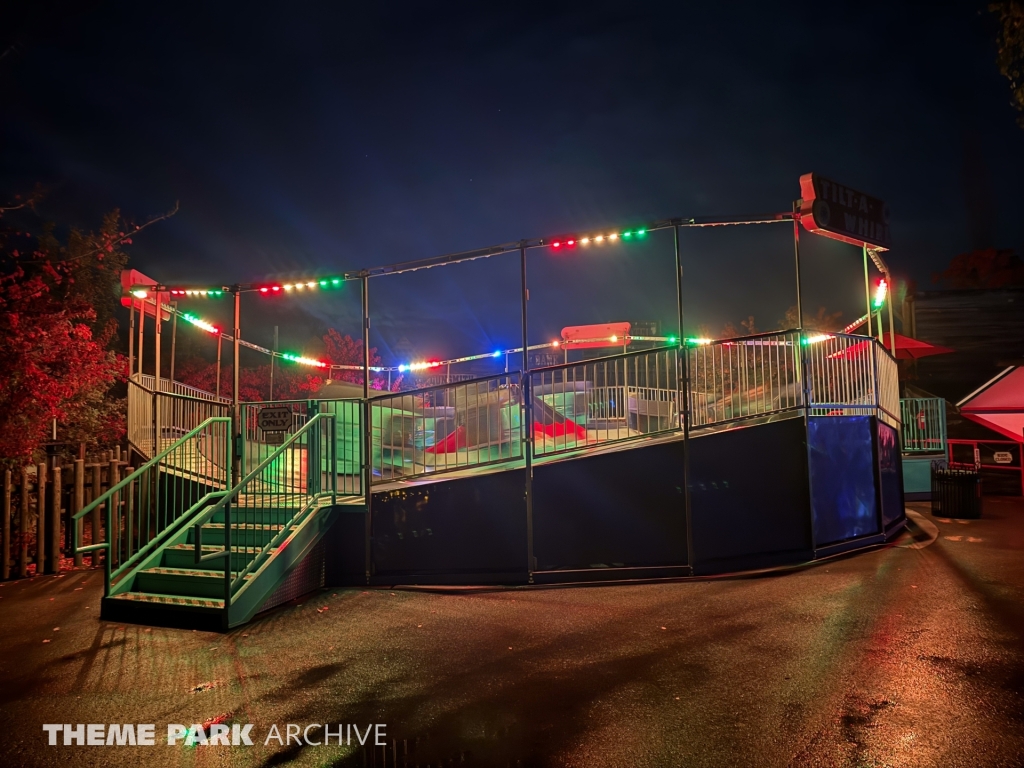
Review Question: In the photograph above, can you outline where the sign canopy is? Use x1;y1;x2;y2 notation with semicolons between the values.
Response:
561;322;631;350
120;269;171;321
799;173;891;250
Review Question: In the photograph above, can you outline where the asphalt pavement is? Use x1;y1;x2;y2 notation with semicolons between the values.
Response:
1;499;1023;767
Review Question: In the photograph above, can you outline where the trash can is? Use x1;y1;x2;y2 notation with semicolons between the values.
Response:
930;461;982;519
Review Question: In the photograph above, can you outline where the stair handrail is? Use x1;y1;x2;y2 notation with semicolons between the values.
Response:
191;412;336;604
73;416;232;595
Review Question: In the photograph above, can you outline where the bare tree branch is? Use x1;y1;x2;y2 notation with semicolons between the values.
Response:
56;201;180;263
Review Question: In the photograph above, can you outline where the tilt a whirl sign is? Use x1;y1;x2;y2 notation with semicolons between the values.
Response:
799;173;891;250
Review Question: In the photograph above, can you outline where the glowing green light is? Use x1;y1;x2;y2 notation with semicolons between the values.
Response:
636;229;646;236
668;336;677;344
331;278;341;285
622;231;632;238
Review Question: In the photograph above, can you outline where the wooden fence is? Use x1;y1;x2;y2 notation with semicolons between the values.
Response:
1;448;133;580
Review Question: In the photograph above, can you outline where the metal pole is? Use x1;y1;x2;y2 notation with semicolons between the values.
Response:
674;224;695;572
232;288;241;486
862;244;873;339
169;301;178;384
521;244;534;580
154;298;162;454
361;276;372;584
128;299;135;381
216;333;223;400
886;269;895;352
793;202;804;330
137;300;145;377
270;325;278;401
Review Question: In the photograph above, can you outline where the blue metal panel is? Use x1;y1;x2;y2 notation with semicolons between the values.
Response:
878;421;905;527
808;417;880;546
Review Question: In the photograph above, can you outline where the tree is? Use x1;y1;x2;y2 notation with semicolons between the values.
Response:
933;247;1024;288
0;190;175;467
780;305;844;331
0;263;124;469
176;359;325;402
993;1;1024;127
322;328;401;390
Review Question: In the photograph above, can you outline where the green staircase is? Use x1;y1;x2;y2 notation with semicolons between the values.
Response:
75;413;354;631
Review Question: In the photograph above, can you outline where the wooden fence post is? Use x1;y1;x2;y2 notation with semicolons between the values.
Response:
19;468;29;578
51;466;62;573
2;470;10;580
74;460;84;568
91;464;102;567
36;463;47;574
108;458;119;570
124;466;134;561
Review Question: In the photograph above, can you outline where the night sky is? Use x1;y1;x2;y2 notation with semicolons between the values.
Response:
2;1;1023;367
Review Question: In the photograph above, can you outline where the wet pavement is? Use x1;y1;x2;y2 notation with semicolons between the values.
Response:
1;499;1023;767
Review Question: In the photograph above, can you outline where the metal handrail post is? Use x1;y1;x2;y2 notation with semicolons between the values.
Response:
361;276;373;584
520;243;534;580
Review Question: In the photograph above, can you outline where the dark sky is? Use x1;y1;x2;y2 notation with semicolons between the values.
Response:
2;1;1023;367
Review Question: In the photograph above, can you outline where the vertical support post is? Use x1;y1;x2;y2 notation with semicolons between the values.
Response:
19;468;29;578
137;299;145;377
270;325;278;401
2;469;10;580
169;301;178;384
108;458;119;572
154;299;162;391
216;332;223;400
51;466;61;575
91;464;102;567
232;288;241;488
520;244;535;580
154;297;162;459
793;202;804;330
73;460;84;568
674;224;695;572
128;299;136;381
361;276;373;584
36;463;46;574
886;269;896;354
862;244;873;339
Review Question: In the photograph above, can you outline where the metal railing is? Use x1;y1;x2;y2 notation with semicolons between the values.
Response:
901;397;946;453
318;399;365;496
530;346;680;457
802;332;900;429
191;413;336;604
128;377;231;460
369;372;523;483
73;417;232;595
687;331;802;428
134;373;231;403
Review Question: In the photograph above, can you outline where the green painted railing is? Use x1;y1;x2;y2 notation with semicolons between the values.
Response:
72;416;232;595
190;412;336;607
900;397;946;453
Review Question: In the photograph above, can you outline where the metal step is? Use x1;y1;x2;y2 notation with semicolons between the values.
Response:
136;567;255;598
106;592;225;609
162;543;267;570
188;522;282;547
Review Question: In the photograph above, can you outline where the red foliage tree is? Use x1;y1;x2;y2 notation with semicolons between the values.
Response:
0;191;173;467
933;248;1024;289
0;266;124;468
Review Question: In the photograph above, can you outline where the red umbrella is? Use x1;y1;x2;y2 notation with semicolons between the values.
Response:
880;332;954;360
828;333;954;360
